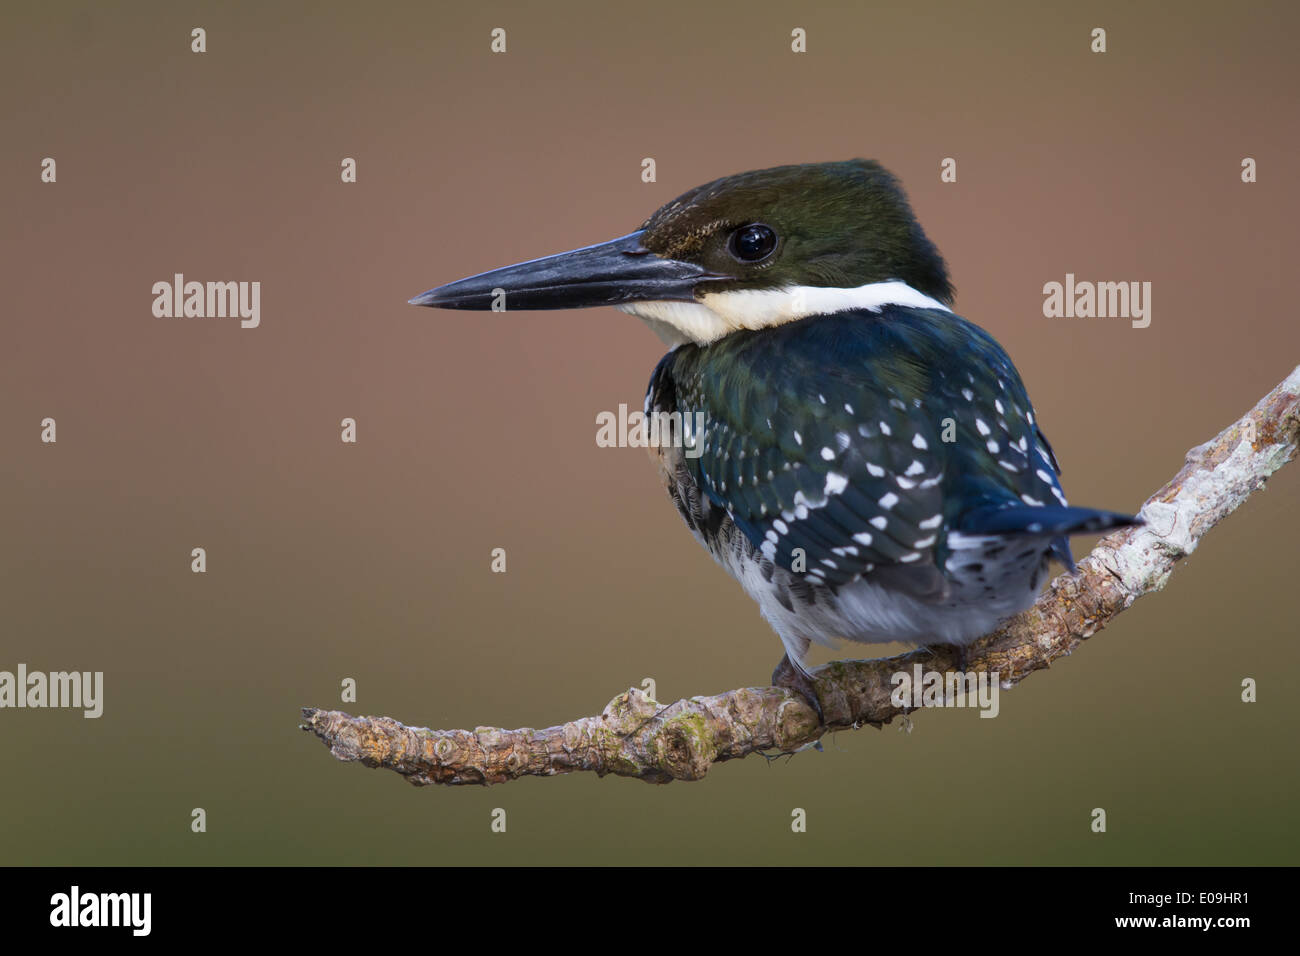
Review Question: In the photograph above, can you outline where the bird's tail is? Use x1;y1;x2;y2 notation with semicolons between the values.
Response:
959;504;1141;538
959;504;1142;572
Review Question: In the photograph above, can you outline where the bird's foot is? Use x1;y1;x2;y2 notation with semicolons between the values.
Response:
771;653;825;724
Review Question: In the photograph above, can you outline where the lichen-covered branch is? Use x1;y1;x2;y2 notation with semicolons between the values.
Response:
302;366;1300;786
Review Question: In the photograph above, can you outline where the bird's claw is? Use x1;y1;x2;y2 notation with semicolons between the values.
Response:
771;653;826;724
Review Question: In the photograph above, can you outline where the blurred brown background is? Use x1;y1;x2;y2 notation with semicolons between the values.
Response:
1;0;1296;865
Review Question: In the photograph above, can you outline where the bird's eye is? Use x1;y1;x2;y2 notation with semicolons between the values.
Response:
729;223;778;263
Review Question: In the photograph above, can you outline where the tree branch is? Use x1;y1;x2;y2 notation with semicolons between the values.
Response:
302;366;1300;786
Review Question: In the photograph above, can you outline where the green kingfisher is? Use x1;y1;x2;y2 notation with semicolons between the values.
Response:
410;160;1139;719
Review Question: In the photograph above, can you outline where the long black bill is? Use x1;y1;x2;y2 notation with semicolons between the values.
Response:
408;230;722;311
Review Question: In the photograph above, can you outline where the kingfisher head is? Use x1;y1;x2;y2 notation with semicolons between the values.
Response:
410;159;953;345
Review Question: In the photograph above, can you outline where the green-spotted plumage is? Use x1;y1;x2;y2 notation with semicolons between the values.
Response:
648;304;1065;590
